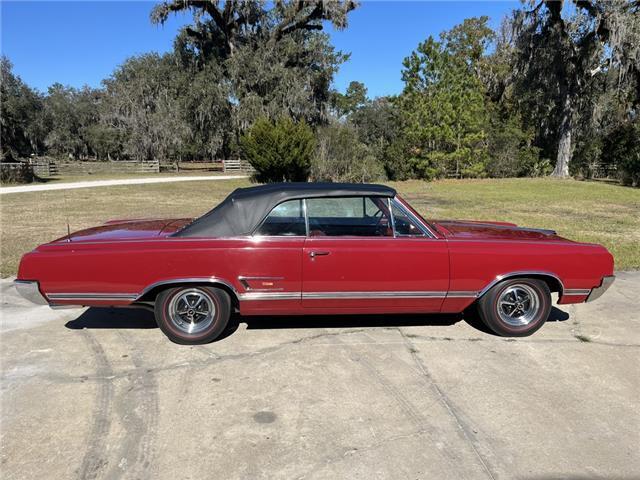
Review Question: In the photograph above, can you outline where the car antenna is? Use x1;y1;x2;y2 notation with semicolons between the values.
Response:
62;178;72;242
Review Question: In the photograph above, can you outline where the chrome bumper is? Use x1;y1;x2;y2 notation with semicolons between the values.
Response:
586;275;615;303
14;280;49;305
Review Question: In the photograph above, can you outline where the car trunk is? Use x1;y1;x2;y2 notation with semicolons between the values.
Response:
52;218;193;243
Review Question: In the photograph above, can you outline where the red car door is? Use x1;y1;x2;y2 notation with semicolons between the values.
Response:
301;196;449;313
236;199;307;315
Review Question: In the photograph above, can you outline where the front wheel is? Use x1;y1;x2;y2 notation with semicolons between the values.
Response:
477;278;551;337
155;286;231;344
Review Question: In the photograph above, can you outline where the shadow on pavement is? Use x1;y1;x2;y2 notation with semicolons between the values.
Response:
242;312;463;330
64;305;571;341
548;306;570;322
65;307;157;330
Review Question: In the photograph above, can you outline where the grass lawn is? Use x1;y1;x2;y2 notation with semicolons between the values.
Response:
1;177;638;277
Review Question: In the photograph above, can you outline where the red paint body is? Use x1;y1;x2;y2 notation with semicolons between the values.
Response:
17;196;614;314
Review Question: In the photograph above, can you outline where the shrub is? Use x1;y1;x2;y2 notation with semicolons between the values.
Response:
602;121;640;187
486;113;544;178
461;160;488;179
0;162;33;184
382;138;415;181
312;123;385;182
528;157;553;177
240;116;315;183
571;135;602;179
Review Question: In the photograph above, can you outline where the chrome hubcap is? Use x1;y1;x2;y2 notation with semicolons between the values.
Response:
497;284;540;326
168;289;215;334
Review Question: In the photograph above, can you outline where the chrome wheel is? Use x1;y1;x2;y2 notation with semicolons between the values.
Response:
497;284;540;327
167;288;216;334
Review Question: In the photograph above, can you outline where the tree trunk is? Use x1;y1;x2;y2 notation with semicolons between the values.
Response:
552;96;574;178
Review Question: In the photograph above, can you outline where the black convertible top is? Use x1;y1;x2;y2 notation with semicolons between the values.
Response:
173;182;396;238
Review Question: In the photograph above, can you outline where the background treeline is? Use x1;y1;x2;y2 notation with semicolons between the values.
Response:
2;0;639;185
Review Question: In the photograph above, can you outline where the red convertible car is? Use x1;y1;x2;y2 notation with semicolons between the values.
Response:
16;183;614;344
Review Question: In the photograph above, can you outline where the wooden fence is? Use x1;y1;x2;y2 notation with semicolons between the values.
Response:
55;160;160;175
588;161;617;179
30;159;59;177
222;159;254;173
3;158;251;183
176;159;255;173
173;161;224;172
52;159;250;175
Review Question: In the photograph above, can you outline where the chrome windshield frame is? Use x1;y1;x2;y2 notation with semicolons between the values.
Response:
387;197;396;238
390;197;436;238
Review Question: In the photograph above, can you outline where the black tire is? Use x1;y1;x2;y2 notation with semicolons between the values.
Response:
477;278;551;337
154;286;231;345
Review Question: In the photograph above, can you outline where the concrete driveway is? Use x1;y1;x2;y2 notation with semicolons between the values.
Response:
1;273;638;480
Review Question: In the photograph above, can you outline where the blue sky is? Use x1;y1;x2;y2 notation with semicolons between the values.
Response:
1;1;518;97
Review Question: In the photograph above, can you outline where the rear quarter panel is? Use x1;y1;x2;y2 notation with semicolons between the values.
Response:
17;237;303;308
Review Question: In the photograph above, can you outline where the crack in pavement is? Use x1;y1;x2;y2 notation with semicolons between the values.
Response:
77;330;115;480
399;333;640;348
103;332;159;480
295;429;436;480
6;326;637;388
396;327;499;480
3;329;371;385
293;329;465;479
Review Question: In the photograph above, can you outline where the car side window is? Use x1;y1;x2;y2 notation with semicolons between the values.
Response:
392;202;425;236
306;196;392;237
255;199;306;236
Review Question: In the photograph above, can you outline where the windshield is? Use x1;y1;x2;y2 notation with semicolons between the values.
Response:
394;195;439;235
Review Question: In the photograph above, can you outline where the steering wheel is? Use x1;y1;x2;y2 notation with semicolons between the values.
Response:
373;213;390;236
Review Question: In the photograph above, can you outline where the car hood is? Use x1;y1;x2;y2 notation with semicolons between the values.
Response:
433;220;567;242
53;218;193;243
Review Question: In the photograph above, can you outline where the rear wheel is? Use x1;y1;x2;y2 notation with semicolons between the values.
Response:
477;278;551;337
155;286;231;344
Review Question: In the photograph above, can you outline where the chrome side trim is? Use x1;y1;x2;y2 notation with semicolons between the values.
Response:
477;271;565;298
446;291;479;298
302;291;447;299
445;239;596;247
288;236;446;242
238;290;451;301
564;289;591;296
14;280;49;305
136;276;238;300
239;292;301;301
48;293;137;301
46;278;240;304
237;276;285;280
40;282;591;304
586;275;615;303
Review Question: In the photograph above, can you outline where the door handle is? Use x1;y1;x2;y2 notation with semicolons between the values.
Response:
309;251;330;259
